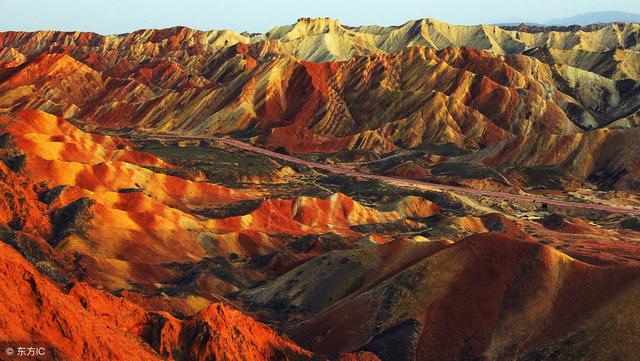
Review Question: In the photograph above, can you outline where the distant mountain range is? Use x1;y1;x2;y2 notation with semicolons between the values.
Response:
497;11;640;27
547;11;640;26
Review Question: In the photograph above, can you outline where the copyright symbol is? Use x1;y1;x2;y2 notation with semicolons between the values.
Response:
5;347;14;356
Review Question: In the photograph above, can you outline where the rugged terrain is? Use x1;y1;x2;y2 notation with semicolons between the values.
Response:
1;18;640;361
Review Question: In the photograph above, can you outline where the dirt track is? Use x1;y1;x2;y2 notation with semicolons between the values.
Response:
143;133;640;216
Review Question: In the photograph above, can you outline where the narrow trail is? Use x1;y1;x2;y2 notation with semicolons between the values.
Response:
139;133;640;216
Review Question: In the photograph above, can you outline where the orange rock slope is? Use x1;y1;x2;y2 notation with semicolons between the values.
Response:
2;110;442;292
0;108;441;359
0;241;378;361
0;108;385;360
282;234;640;360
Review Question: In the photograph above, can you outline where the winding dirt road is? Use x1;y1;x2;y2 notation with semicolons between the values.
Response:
143;133;640;216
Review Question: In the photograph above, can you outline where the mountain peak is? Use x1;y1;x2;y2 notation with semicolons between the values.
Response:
295;17;341;25
291;17;344;33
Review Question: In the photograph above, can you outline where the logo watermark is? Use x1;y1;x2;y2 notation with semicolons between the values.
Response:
0;342;54;360
4;347;45;357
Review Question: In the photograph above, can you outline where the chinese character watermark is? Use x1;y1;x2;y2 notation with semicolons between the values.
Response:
3;344;47;359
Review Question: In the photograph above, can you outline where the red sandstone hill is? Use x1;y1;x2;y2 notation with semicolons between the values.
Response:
0;241;378;361
279;234;640;361
0;109;386;358
0;110;442;294
0;108;422;359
